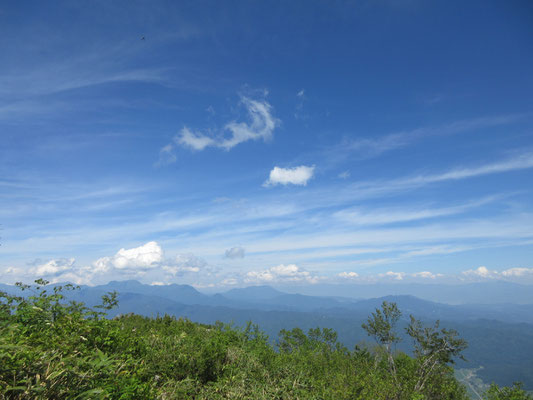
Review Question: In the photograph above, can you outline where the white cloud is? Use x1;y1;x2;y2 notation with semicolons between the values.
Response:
501;267;533;277
411;271;443;279
378;271;405;280
92;241;163;272
50;243;210;284
461;265;533;281
220;97;277;150
224;246;245;259
335;114;523;160
3;266;24;275
158;143;176;163
338;271;359;279
264;165;315;187
155;143;178;166
162;254;207;276
162;96;278;158
246;264;319;284
115;241;162;270
34;258;75;276
462;265;496;279
403;152;533;186
334;197;495;227
49;271;89;285
176;127;216;151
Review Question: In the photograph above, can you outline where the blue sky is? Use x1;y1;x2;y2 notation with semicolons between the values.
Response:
1;0;533;287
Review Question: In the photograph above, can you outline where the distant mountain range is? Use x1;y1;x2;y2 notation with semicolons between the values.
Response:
273;281;533;305
1;280;532;389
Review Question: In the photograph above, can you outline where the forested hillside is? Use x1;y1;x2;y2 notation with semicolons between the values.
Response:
1;281;531;399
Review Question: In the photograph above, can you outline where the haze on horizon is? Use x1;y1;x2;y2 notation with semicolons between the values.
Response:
1;0;533;289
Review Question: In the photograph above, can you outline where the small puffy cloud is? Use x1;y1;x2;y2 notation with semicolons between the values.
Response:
411;271;443;279
246;264;319;284
114;241;162;269
297;89;305;98
338;271;359;279
462;265;496;279
500;267;533;277
225;246;245;259
34;258;75;276
162;254;207;276
378;271;405;281
264;165;315;187
93;241;163;272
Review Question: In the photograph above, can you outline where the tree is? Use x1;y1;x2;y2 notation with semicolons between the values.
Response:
406;315;468;392
483;382;533;400
362;301;402;383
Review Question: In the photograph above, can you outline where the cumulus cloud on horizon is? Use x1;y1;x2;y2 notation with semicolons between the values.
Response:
4;241;533;287
33;258;76;277
462;265;533;280
246;264;319;284
338;271;359;279
19;242;209;285
93;241;163;273
264;165;315;187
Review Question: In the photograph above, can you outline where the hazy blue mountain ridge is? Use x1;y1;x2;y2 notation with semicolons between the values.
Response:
277;282;533;305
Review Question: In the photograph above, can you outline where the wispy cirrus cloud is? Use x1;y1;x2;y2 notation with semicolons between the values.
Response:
322;113;527;165
400;152;533;185
3;154;533;281
158;96;279;164
319;152;533;205
176;127;216;151
333;196;499;227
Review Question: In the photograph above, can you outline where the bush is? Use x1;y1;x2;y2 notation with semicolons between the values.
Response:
0;281;526;399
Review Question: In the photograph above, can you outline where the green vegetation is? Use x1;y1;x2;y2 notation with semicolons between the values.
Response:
0;281;530;399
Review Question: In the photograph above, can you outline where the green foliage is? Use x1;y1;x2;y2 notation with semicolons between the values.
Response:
406;315;468;393
0;281;526;399
362;301;402;386
483;382;533;400
362;301;402;348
